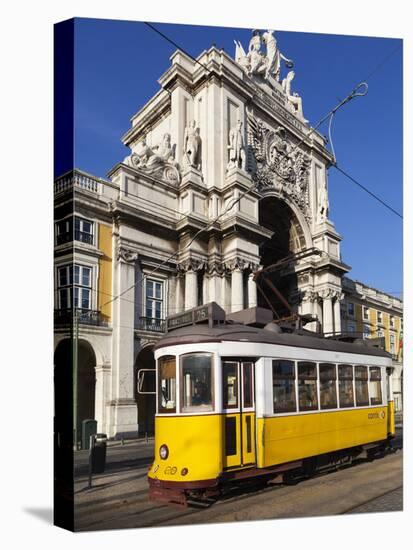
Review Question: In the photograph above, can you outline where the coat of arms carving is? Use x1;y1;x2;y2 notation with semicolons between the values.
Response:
247;111;311;218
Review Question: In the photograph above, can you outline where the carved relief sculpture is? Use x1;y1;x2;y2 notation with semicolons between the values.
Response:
317;174;329;222
183;120;202;171
227;120;247;171
123;133;181;185
247;110;311;218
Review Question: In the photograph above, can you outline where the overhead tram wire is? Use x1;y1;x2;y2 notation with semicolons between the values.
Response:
333;165;403;219
143;22;212;75
92;27;402;313
325;43;403;220
97;86;370;313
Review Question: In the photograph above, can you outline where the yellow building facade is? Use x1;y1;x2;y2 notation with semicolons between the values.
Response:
341;277;403;411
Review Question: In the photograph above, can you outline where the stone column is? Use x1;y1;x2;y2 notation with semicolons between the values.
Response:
110;246;139;439
231;268;243;312
207;263;223;306
95;363;111;434
333;292;343;335
248;272;257;308
184;269;198;310
174;274;184;314
230;260;245;313
321;290;334;336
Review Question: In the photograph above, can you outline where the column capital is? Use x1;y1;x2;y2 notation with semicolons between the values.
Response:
301;289;319;303
225;257;251;272
178;258;207;273
117;245;138;263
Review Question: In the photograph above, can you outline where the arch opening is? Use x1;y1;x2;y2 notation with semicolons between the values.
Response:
258;196;308;318
54;338;96;447
135;346;156;437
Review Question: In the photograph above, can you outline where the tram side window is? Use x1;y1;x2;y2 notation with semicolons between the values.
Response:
319;363;337;409
181;354;214;412
338;365;354;408
298;362;318;411
158;356;176;413
369;367;382;405
355;366;369;406
272;360;296;413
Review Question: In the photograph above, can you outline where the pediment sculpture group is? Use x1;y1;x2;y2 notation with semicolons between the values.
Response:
123;29;322;217
124;121;203;185
235;29;306;120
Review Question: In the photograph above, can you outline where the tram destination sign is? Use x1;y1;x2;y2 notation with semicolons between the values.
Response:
167;302;226;331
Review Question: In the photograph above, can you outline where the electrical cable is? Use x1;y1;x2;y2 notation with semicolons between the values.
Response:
63;27;403;319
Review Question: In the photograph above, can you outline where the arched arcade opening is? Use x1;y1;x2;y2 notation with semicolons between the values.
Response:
258;195;309;318
135;346;156;437
54;338;97;447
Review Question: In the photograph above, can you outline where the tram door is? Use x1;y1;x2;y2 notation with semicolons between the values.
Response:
222;361;256;469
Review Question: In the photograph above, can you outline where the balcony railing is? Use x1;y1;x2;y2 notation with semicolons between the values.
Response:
137;317;166;333
54;171;100;195
54;309;109;327
56;231;94;246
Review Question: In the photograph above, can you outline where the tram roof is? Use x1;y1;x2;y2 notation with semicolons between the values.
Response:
154;322;392;359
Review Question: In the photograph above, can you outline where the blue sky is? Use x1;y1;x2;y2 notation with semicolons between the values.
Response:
70;18;403;298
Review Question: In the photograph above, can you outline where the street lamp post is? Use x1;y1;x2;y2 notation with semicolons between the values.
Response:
72;308;79;450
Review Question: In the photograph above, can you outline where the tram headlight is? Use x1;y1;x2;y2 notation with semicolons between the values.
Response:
159;444;169;460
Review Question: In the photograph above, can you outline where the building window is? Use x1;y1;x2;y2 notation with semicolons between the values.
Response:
377;311;383;324
297;362;318;411
57;264;92;310
390;333;396;355
347;302;354;316
363;324;370;339
338;365;354;408
390;315;395;328
347;322;356;333
377;329;384;338
272;360;296;414
355;366;369;406
55;216;94;246
145;279;164;321
363;306;369;320
74;217;94;244
55;219;71;245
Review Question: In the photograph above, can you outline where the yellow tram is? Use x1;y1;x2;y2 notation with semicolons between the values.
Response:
148;303;395;506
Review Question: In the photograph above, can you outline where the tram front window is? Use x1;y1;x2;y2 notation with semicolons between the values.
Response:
158;355;176;413
181;354;214;412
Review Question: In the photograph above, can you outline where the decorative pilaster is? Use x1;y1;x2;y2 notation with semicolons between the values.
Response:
320;288;334;335
178;258;206;311
110;245;139;438
95;362;111;434
226;258;248;313
333;291;344;335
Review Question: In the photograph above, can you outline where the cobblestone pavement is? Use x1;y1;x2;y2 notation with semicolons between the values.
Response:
346;486;403;514
74;444;403;530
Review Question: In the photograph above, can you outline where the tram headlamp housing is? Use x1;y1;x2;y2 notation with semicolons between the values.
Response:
159;444;169;460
